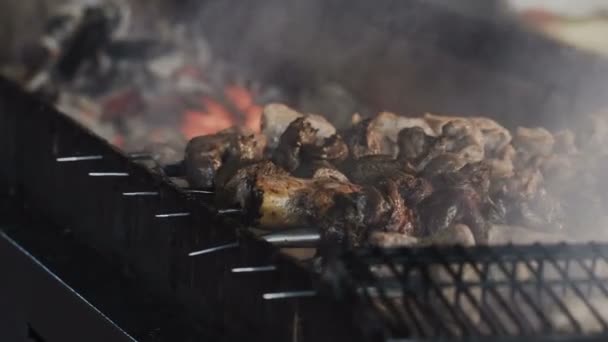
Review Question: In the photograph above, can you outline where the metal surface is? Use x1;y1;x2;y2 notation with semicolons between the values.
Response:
334;244;608;341
0;77;360;342
0;230;136;342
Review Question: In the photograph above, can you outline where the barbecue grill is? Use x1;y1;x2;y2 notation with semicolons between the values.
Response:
3;1;608;342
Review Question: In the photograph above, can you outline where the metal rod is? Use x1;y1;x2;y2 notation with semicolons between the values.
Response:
88;172;129;177
188;242;239;257
217;208;243;215
155;212;190;218
357;286;403;298
122;192;159;196
232;265;277;273
185;189;214;194
263;290;317;300
127;152;153;159
57;155;103;162
262;233;321;246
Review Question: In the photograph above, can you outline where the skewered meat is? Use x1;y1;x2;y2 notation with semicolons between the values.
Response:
311;167;350;183
512;126;555;160
301;134;349;162
368;223;475;248
488;224;569;244
219;160;418;247
342;118;384;159
185;128;266;188
181;103;596;252
261;103;336;149
418;162;491;243
319;185;415;249
367;231;419;248
468;116;512;156
272;117;318;172
424;113;511;155
221;163;361;230
396;126;437;165
368;112;435;156
341;155;411;184
185;129;234;188
340;154;433;207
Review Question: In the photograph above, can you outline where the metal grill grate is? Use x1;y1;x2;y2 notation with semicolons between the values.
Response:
335;243;608;340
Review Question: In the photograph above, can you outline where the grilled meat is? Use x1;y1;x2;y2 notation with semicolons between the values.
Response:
185;128;266;188
396;126;437;165
342;118;384;159
261;103;336;149
272;117;318;172
184;129;235;188
181;103;590;250
301;134;349;162
273;117;349;173
341;155;411;184
418;162;491;244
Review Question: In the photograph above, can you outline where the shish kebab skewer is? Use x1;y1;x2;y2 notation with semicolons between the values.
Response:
184;103;575;251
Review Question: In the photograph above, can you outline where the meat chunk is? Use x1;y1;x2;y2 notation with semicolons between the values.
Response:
342;118;385;159
301;134;349;162
272;117;318;172
513;127;555;159
184;129;236;188
397;126;437;164
369;112;436;156
185;128;266;188
261;103;336;149
418;163;491;243
341;155;412;184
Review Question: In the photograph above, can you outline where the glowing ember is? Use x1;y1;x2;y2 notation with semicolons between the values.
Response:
181;85;262;139
225;85;262;132
181;98;234;139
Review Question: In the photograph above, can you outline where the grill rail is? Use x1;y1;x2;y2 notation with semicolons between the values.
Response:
332;243;608;340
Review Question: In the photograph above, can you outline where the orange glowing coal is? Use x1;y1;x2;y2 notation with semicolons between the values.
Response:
181;85;262;140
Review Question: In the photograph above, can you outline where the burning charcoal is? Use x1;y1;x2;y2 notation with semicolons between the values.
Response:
105;39;169;60
147;51;186;79
55;5;119;81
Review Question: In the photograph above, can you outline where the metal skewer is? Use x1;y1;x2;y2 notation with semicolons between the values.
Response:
263;290;317;300
261;230;321;247
127;152;153;160
217;208;243;215
89;172;129;177
185;189;214;194
56;155;103;162
188;242;239;256
155;212;191;218
232;265;277;273
188;229;321;257
122;191;159;197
